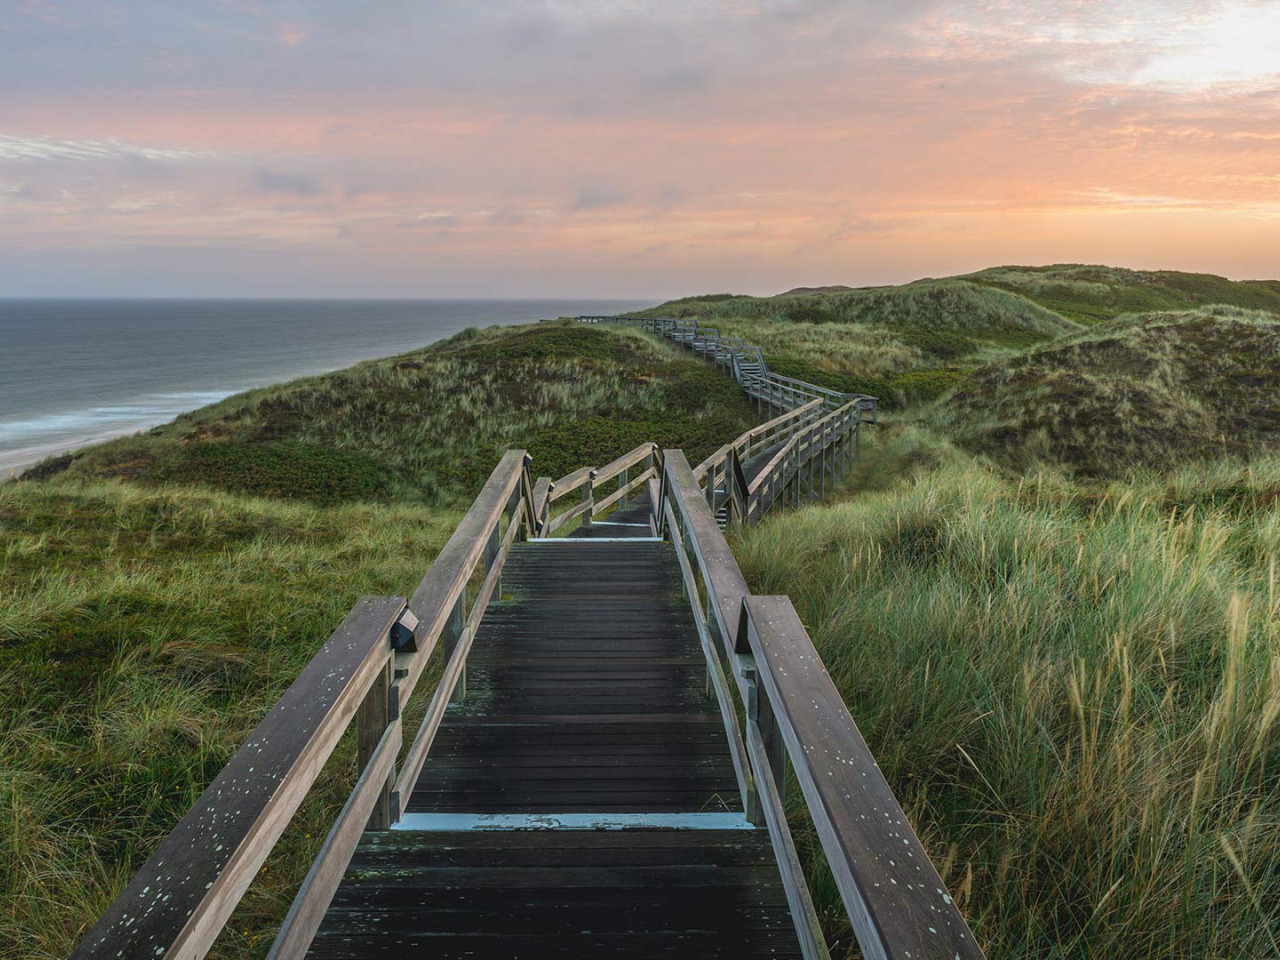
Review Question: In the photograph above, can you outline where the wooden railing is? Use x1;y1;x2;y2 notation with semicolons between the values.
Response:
744;399;864;522
533;442;661;536
71;451;538;960
658;449;985;960
577;314;878;420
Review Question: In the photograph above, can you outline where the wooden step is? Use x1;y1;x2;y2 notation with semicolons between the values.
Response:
306;830;801;959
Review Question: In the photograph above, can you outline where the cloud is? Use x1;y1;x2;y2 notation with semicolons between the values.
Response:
651;67;711;95
256;168;322;196
3;0;1280;295
275;23;310;47
0;135;216;164
572;187;628;211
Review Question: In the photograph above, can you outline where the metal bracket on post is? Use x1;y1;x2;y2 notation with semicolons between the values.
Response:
389;608;420;652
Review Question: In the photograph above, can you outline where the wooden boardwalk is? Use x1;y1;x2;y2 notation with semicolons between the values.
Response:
307;537;801;958
74;336;985;960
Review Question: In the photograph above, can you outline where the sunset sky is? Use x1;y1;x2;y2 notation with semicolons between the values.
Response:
3;0;1278;297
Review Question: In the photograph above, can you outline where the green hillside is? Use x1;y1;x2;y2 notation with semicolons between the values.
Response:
6;279;1280;959
938;306;1280;477
965;264;1280;325
29;323;756;505
644;265;1280;407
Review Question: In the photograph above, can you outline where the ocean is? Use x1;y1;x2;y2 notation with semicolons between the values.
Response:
0;298;655;474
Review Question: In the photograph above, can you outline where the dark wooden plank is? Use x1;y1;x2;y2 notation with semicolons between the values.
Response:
407;537;744;815
305;830;801;960
743;595;985;960
71;596;405;960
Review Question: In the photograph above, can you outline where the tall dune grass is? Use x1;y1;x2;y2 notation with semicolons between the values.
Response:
0;481;460;958
732;453;1280;957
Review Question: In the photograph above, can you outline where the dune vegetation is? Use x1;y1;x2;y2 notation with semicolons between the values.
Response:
29;323;756;503
4;266;1280;959
0;482;460;958
733;433;1280;958
644;264;1280;408
938;306;1280;478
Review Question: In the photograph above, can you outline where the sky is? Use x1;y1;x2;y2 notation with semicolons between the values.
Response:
2;0;1278;297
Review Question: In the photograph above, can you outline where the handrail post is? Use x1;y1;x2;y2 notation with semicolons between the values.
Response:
486;518;502;602
356;659;394;830
619;465;629;510
742;660;786;816
443;593;466;703
581;471;595;527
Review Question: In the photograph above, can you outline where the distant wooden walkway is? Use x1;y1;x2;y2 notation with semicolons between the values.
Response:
74;330;984;960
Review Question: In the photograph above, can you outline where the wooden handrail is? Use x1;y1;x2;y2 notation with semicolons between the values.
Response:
538;442;659;536
693;398;824;482
592;442;656;489
658;450;984;960
741;596;985;960
547;464;594;500
403;449;529;704
394;495;525;801
71;596;406;960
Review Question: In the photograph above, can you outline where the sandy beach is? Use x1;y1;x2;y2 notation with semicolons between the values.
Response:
0;427;144;480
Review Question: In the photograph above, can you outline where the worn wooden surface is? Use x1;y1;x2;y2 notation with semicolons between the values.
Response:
407;539;741;813
268;723;401;960
307;830;801;959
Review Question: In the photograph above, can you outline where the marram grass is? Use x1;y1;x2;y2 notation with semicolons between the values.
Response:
732;452;1280;958
0;480;460;959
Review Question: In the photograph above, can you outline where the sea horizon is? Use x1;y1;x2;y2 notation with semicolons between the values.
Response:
0;297;656;475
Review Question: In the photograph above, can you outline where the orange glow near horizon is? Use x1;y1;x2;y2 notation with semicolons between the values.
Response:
1;1;1278;296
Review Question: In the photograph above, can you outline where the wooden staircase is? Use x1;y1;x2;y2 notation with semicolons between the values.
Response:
305;538;801;959
73;375;982;960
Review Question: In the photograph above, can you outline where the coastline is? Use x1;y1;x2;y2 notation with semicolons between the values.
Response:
0;426;151;480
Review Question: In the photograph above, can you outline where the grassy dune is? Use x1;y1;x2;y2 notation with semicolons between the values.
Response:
939;306;1280;478
966;265;1280;326
6;280;1280;959
734;441;1280;958
31;322;756;503
0;483;460;958
645;265;1280;407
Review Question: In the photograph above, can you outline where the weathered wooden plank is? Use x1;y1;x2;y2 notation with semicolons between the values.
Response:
546;497;593;532
663;450;751;664
306;829;801;960
742;595;985;960
591;467;653;515
267;722;402;960
394;504;521;801
547;464;595;500
592;443;654;487
531;476;552;532
71;596;404;960
745;717;830;960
